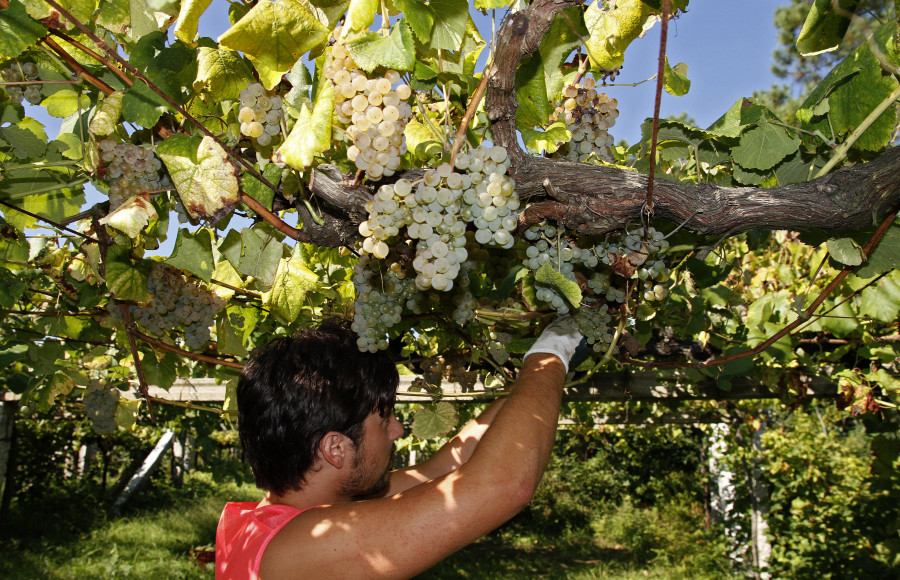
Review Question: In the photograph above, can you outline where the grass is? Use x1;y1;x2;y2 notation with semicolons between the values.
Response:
2;474;735;579
1;473;259;580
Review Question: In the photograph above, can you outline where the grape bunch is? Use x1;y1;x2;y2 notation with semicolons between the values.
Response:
98;139;169;209
238;82;284;148
83;380;119;435
1;61;41;105
357;147;517;293
351;254;422;352
112;263;226;350
550;76;618;163
573;303;616;353
324;43;413;180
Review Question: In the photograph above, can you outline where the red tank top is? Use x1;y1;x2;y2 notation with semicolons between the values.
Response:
215;501;313;579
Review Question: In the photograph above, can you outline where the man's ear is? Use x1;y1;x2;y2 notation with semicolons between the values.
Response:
318;431;349;470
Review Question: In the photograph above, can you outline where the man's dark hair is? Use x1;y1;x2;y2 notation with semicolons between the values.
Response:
237;322;398;495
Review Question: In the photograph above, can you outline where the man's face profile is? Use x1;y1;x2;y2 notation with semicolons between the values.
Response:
341;412;403;500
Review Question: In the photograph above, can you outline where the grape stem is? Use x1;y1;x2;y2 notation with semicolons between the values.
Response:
118;302;157;421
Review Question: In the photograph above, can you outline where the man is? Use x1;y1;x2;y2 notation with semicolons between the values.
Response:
216;318;582;579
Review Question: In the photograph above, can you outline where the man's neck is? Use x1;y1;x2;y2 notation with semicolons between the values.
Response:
259;472;349;510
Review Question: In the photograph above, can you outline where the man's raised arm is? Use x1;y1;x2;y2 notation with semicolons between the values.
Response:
261;318;583;579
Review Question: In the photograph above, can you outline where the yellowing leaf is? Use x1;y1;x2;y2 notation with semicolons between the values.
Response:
89;91;125;136
584;0;653;71
193;47;255;102
99;193;158;238
275;78;334;170
174;0;213;44
218;0;329;89
157;134;240;222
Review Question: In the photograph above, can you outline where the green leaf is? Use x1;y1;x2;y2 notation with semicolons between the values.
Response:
857;223;900;278
816;298;859;338
122;81;171;128
194;47;255;102
412;402;458;439
535;263;582;309
859;270;900;323
663;58;690;96
216;315;249;357
174;0;213;44
347;20;416;72
394;0;433;41
157;134;240;222
275;78;334;171
263;254;319;324
218;0;329;89
104;246;151;302
539;7;587;101
515;53;550;128
0;122;47;159
731;120;800;171
165;227;215;282
796;0;860;57
0;0;46;60
241;163;281;212
521;122;571;154
707;97;773;138
799;23;899;151
826;237;865;266
219;227;284;289
795;66;859;124
428;0;468;51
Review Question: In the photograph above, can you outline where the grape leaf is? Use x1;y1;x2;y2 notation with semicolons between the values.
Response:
263;254;319;324
241;162;281;212
412;402;458;439
219;227;284;289
731;120;800;171
428;0;468;51
165;227;215;282
663;58;690;96
535;263;582;309
859;270;900;323
157;134;240;222
33;372;76;413
539;7;587;101
584;0;653;71
404;119;442;161
340;0;377;39
99;193;159;239
799;22;899;152
96;0;131;35
796;0;860;57
174;0;213;44
0;122;47;159
521;122;571;155
826;237;865;266
210;260;244;300
218;0;329;89
122;81;170;128
89;91;125;136
104;246;151;302
216;315;249;357
394;0;433;42
857;223;900;278
193;47;254;102
276;78;335;171
515;53;551;128
0;0;46;60
347;20;416;72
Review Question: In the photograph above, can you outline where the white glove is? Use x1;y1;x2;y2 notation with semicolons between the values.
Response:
524;316;584;372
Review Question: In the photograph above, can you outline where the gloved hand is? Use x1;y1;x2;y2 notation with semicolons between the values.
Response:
524;316;584;372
